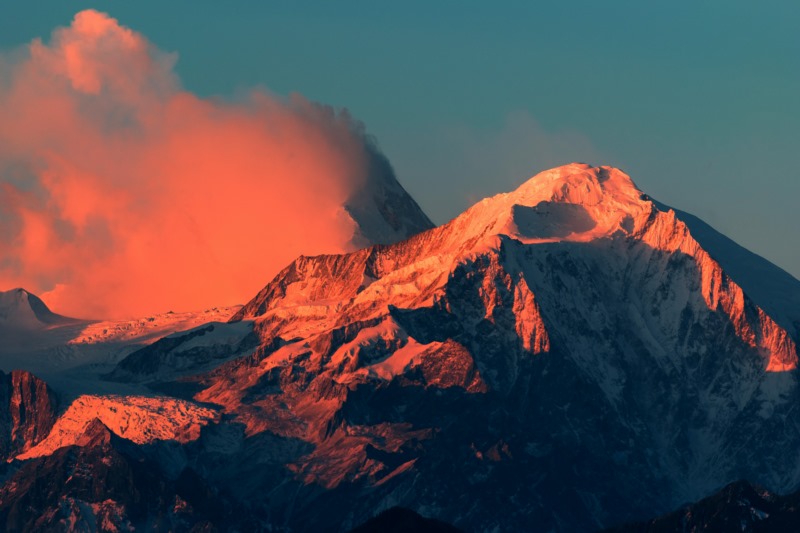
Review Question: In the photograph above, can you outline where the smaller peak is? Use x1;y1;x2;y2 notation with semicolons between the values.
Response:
76;418;113;448
0;287;75;327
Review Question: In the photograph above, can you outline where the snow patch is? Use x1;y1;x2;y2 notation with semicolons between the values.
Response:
17;395;219;460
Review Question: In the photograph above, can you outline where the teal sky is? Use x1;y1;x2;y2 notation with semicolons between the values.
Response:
2;2;798;278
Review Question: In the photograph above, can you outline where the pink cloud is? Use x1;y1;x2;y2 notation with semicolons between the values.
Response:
0;10;390;319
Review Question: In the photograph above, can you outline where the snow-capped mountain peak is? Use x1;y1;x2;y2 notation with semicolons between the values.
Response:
451;163;651;247
230;163;797;374
509;162;645;219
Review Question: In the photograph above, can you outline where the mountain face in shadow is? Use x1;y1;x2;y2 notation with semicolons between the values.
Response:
351;507;461;533
607;480;800;532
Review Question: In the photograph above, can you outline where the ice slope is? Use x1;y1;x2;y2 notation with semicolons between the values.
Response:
0;303;241;399
232;163;796;374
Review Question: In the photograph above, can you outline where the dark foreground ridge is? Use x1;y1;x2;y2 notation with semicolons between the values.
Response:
607;480;800;532
351;507;462;533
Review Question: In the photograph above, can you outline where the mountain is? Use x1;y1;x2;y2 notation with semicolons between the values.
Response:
0;288;76;330
344;148;435;247
103;163;800;530
3;163;800;531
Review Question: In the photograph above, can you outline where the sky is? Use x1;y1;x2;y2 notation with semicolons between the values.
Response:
0;2;798;316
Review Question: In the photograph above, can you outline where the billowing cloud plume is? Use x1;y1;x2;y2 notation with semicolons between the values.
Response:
0;10;398;319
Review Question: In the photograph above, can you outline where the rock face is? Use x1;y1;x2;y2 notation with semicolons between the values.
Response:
0;419;229;531
3;163;800;531
0;370;58;460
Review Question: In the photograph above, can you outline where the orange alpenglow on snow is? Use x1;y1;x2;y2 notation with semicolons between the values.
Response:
0;10;430;320
229;163;797;377
16;395;219;460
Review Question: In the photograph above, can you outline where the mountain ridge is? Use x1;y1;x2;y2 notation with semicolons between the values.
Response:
231;163;797;373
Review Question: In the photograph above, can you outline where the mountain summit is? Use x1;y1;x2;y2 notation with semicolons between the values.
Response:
452;162;649;244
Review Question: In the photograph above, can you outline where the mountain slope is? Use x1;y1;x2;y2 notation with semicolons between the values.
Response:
0;419;229;531
655;201;800;340
345;148;435;247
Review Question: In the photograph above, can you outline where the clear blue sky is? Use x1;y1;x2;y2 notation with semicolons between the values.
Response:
2;2;798;278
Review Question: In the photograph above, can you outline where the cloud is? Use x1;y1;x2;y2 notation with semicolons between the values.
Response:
0;10;389;319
